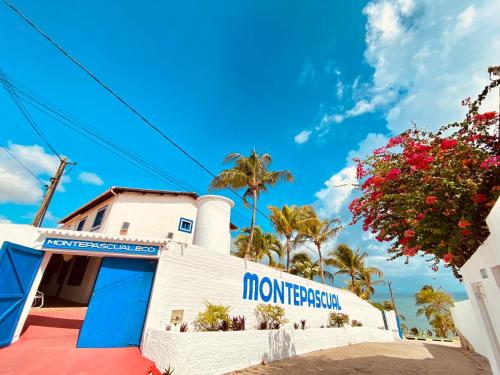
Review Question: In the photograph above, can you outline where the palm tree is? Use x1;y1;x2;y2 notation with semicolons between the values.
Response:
235;227;284;266
414;285;455;337
289;252;333;283
294;208;342;284
209;150;293;259
347;267;384;300
326;244;383;286
268;205;312;272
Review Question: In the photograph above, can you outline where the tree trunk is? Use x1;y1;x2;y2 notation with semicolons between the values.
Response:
317;243;325;284
285;236;291;272
351;273;355;287
244;189;257;259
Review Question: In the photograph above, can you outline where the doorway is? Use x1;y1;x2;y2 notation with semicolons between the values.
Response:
77;257;157;348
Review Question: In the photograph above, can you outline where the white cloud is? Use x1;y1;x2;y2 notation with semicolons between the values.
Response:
363;0;500;134
0;144;64;204
314;133;388;218
297;61;315;85
294;130;312;144
306;0;499;140
78;171;104;186
315;166;357;217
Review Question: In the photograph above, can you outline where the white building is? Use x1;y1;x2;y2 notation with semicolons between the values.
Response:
0;186;396;374
451;200;500;375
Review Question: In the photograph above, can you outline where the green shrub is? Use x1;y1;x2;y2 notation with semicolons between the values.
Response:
328;312;349;328
255;304;288;329
193;301;231;331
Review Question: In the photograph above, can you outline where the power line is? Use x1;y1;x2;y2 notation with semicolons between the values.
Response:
0;68;62;160
2;76;251;228
3;1;322;256
0;145;48;187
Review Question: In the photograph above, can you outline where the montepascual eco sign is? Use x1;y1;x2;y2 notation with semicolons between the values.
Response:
242;272;341;310
42;238;159;256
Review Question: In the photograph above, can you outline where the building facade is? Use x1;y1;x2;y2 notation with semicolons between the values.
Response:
451;200;500;375
0;186;396;373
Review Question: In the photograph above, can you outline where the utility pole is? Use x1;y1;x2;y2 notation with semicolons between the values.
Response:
387;281;398;316
32;157;68;227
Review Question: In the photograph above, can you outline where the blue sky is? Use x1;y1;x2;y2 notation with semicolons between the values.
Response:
1;0;499;295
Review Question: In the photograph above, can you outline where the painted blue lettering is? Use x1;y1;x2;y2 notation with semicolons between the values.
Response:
293;284;300;306
273;280;284;304
327;293;333;309
307;288;315;307
285;282;293;305
242;272;259;300
320;291;327;308
259;277;273;302
299;286;307;306
315;290;321;308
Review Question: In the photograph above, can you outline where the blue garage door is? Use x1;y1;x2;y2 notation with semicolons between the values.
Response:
0;242;43;347
77;257;157;348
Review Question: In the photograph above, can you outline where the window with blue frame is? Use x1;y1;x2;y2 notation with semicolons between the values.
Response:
76;218;86;231
92;207;107;230
178;217;193;233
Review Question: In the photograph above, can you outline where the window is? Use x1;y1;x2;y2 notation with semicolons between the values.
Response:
67;257;90;286
76;218;86;231
178;218;193;233
92;207;107;229
120;221;130;235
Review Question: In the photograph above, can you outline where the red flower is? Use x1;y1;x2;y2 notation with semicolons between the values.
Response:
473;111;497;123
404;229;415;238
416;213;425;221
426;196;437;205
385;168;401;180
440;139;457;150
403;246;419;257
461;229;472;236
458;219;471;228
472;193;487;204
443;252;453;263
400;237;410;246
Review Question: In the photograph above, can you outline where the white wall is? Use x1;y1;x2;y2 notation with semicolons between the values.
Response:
61;197;115;232
143;242;387;337
193;195;234;254
451;300;486;353
455;200;500;375
143;327;395;374
105;192;198;243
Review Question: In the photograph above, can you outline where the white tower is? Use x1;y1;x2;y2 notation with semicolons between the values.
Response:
193;195;234;254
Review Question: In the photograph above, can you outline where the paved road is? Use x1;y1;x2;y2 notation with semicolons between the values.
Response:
232;341;492;375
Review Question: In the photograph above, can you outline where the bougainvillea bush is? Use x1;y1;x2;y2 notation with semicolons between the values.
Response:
349;81;500;278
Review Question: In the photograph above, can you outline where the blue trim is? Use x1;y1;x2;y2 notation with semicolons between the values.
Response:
178;217;193;233
42;238;159;256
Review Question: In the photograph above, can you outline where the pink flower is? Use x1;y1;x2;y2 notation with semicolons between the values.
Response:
385;168;401;180
416;213;425;221
458;219;471;228
356;162;365;179
400;237;410;246
443;252;453;263
480;156;499;170
440;139;457;150
426;196;437;205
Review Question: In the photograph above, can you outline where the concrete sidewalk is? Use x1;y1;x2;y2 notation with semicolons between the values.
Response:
232;341;492;375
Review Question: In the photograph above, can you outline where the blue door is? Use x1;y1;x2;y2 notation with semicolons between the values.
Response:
0;241;43;347
77;257;157;348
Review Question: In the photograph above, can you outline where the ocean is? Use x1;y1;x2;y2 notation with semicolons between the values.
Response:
373;291;468;332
